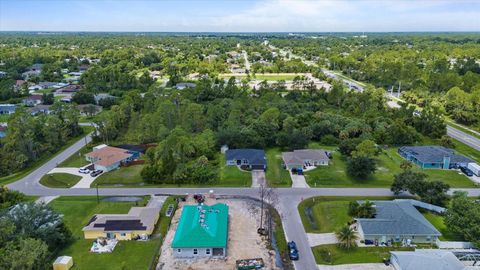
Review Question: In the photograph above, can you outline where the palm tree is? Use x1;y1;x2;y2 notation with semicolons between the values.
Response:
336;225;358;249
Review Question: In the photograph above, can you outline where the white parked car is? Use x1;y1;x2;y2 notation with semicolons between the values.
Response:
79;167;90;174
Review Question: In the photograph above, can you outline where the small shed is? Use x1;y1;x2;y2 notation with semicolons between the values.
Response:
53;256;73;270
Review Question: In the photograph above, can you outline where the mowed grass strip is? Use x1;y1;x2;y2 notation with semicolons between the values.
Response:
50;196;160;270
312;244;413;265
265;148;291;187
39;173;82;188
93;165;145;187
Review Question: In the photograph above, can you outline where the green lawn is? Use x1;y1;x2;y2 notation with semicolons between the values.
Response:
453;139;480;163
298;196;399;233
39;173;82;188
0;126;94;186
219;154;252;187
265;148;291;187
93;165;145;187
304;144;476;188
58;145;92;168
0;114;11;123
50;196;160;270
312;244;413;265
422;212;464;241
92;154;251;188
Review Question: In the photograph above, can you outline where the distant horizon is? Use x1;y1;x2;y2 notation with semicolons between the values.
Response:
1;31;479;34
1;0;479;32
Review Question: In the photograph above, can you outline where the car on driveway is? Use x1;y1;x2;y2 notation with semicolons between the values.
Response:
90;170;103;177
79;167;90;174
460;166;474;177
288;241;299;260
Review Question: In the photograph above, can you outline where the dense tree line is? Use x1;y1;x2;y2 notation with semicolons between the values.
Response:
0;104;82;176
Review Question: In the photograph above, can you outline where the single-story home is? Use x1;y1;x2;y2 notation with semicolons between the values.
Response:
172;203;229;258
398;146;472;169
56;84;81;94
84;144;137;172
0;104;16;115
225;149;267;170
22;95;43;106
390;249;466;270
82;204;161;240
282;149;329;170
356;200;442;244
29;105;52;115
175;82;196;90
94;93;116;103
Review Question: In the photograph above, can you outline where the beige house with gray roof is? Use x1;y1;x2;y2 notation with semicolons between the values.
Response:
282;149;329;170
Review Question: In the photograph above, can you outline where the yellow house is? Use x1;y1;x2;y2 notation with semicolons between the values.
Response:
82;205;160;240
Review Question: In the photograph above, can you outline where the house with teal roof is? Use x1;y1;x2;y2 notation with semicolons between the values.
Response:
172;203;229;258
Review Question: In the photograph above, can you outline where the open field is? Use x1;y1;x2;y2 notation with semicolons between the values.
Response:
312;244;412;265
304;144;476;188
265;148;292;187
50;196;160;270
39;173;82;188
0;126;93;185
298;196;399;234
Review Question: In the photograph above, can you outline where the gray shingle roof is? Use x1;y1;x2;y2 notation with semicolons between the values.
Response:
282;149;329;166
399;146;472;164
391;250;466;270
357;200;441;236
225;149;266;166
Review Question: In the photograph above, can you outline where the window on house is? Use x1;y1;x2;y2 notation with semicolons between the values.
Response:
193;249;198;255
177;249;181;253
426;236;431;241
206;249;210;255
120;233;126;236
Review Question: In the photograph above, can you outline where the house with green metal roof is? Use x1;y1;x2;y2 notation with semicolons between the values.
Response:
172;203;229;258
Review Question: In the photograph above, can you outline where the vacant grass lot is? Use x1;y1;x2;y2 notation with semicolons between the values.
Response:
92;154;251;187
93;165;145;187
265;148;291;187
422;212;464;241
39;173;82;188
50;196;160;270
304;144;476;188
58;145;92;168
312;244;413;265
298;196;398;233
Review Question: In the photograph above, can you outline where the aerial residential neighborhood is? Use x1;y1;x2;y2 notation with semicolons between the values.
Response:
1;1;480;270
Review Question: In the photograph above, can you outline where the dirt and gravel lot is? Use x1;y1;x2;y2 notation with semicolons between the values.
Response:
157;196;279;270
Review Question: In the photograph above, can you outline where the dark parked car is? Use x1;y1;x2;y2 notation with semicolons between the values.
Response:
288;241;299;260
90;170;103;177
460;166;474;177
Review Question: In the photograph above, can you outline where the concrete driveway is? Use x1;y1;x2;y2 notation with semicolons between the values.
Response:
307;233;338;246
251;170;266;187
47;167;98;188
290;171;310;188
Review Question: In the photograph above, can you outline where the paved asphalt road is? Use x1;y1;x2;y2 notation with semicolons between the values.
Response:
7;131;480;270
447;125;480;152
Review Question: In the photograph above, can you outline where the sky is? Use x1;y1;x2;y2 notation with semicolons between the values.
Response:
0;0;479;32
